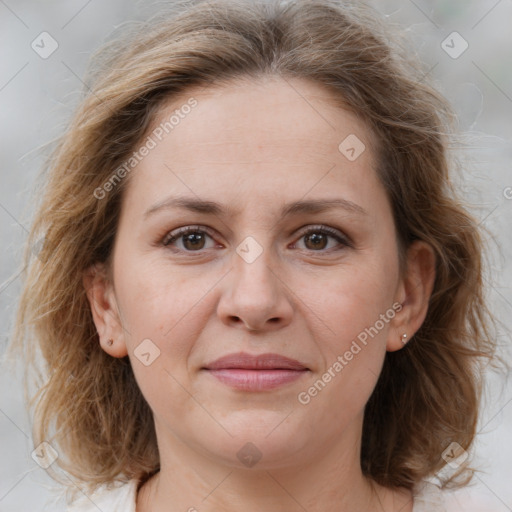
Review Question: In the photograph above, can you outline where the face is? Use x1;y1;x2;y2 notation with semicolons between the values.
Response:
86;76;432;471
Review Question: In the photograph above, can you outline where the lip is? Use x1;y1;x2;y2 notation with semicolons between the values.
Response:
202;352;310;391
204;352;309;371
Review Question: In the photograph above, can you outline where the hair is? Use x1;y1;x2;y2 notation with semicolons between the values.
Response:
7;0;502;502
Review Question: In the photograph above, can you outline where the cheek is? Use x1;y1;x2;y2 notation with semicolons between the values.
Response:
297;266;397;423
115;264;203;417
321;257;397;341
306;253;398;397
114;253;218;369
116;269;171;335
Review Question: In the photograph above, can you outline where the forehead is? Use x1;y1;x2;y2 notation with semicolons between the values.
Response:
121;76;383;214
151;75;376;151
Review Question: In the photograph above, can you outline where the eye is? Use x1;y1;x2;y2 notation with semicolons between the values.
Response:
161;224;352;254
293;225;352;252
162;225;217;252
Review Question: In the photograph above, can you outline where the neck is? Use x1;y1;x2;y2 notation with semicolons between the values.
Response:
136;415;413;512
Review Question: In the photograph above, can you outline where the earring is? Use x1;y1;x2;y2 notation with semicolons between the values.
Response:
107;338;114;346
401;333;408;344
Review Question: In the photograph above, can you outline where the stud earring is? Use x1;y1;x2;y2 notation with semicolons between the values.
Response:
401;333;408;344
107;338;114;346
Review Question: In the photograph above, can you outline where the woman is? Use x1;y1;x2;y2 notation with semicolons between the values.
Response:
10;0;497;510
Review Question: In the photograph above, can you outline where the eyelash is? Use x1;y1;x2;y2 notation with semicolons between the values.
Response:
161;224;352;254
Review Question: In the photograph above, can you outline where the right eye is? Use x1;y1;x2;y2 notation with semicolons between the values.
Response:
161;225;219;252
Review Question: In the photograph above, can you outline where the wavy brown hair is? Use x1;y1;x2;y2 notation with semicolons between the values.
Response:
8;0;500;502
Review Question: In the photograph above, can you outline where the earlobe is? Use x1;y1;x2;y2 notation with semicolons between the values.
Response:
386;331;409;352
100;336;128;358
82;263;128;358
387;241;436;352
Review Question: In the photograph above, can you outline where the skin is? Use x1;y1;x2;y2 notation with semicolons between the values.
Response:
84;75;436;512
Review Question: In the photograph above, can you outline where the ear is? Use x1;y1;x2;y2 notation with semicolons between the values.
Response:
82;262;128;358
387;240;436;352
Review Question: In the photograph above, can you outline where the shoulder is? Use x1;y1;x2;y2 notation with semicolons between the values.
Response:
412;480;447;512
66;479;138;512
64;477;447;511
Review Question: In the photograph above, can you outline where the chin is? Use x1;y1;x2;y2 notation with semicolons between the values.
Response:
193;412;311;469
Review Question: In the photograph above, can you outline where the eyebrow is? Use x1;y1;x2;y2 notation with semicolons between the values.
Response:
144;196;367;220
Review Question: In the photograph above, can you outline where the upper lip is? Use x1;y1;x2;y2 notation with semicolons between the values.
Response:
203;352;309;371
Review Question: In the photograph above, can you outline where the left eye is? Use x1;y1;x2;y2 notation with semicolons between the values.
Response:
293;226;349;251
162;225;350;253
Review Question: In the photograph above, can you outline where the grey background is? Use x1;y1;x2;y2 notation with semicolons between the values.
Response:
1;0;511;510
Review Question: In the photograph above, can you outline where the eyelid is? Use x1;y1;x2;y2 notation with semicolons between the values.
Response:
161;224;353;252
294;224;353;248
161;224;217;246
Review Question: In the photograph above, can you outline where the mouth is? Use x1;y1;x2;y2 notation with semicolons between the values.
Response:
202;352;310;391
204;352;309;371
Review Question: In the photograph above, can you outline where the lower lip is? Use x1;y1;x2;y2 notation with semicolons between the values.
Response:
205;369;308;391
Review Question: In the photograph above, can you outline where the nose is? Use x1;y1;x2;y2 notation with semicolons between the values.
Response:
216;249;294;332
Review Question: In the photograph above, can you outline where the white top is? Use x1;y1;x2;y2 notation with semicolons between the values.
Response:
66;478;447;511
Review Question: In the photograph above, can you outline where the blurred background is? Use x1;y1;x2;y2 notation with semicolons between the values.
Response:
0;0;511;510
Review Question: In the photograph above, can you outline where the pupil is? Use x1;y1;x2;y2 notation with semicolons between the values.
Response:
185;232;204;250
306;233;326;250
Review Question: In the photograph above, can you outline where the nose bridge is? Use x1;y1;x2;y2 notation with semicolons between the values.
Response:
233;232;280;303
